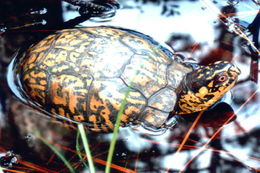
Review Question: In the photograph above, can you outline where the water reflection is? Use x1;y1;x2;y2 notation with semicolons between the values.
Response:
181;102;236;129
0;151;17;167
7;52;28;104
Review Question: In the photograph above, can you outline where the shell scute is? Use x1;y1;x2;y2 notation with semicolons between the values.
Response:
120;32;172;65
167;60;192;89
11;26;191;132
87;78;147;131
121;54;169;98
148;87;177;113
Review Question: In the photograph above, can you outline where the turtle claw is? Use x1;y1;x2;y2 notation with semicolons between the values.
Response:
134;124;169;136
164;116;178;128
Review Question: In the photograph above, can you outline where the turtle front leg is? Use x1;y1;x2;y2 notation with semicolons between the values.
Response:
140;107;172;132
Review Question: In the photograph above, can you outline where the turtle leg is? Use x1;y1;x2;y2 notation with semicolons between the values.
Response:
140;107;170;132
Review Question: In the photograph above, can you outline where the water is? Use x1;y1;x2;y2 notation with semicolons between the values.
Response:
7;53;28;104
2;0;260;172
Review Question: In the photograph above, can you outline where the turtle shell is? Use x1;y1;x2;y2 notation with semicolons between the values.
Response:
9;26;193;132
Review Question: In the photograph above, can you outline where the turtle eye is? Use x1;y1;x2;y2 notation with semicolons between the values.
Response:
217;74;228;83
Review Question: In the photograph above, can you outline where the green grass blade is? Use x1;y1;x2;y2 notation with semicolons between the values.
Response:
76;129;89;168
105;87;131;173
77;124;95;173
105;68;140;173
39;137;75;173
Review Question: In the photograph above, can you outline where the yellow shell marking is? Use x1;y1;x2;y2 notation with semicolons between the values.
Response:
16;26;179;132
89;96;114;130
89;115;100;131
73;115;85;121
50;75;88;117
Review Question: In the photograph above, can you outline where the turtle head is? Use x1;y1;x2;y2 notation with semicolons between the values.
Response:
174;61;240;115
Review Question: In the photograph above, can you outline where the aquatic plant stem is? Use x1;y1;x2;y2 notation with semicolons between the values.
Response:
78;124;95;173
165;111;204;173
176;111;204;154
40;136;75;173
76;130;89;168
105;87;131;173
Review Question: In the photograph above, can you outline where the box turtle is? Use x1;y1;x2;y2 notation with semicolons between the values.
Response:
7;26;240;132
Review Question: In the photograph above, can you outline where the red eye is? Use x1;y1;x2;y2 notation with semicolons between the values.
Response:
218;75;228;82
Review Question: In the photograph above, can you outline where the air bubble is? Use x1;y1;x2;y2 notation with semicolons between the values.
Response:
41;20;47;25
